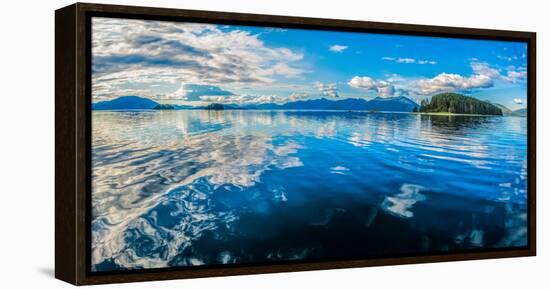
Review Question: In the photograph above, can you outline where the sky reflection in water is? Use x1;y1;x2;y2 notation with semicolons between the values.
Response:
91;110;528;271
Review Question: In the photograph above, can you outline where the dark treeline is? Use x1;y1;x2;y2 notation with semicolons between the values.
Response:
206;103;224;110
153;104;176;110
419;93;502;115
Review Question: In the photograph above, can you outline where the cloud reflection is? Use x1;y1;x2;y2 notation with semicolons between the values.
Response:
381;184;426;218
92;110;528;270
91;111;303;269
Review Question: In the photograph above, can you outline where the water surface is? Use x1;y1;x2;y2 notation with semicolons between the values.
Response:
91;110;527;271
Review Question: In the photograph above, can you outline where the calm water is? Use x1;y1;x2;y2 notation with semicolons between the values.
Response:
91;110;528;271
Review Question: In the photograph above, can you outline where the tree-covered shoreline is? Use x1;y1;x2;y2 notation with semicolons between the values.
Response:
419;93;503;115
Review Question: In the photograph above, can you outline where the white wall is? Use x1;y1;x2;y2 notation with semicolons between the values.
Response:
0;0;547;288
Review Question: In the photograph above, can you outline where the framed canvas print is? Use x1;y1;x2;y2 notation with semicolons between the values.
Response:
55;3;536;285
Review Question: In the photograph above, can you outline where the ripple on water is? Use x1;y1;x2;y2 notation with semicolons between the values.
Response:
91;114;305;269
91;110;528;270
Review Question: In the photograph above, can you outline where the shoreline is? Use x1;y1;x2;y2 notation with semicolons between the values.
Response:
92;109;523;117
411;112;503;117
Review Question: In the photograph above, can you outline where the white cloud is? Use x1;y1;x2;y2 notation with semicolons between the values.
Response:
376;83;396;97
329;45;348;53
472;62;527;84
396;58;416;64
288;92;311;101
351;61;526;98
513;98;524;104
471;62;501;78
268;62;306;78
91;18;305;100
415;73;493;95
314;82;339;98
506;71;527;82
418;60;438;65
414;62;509;95
348;76;378;90
348;76;401;97
503;66;527;83
382;57;437;65
163;83;234;100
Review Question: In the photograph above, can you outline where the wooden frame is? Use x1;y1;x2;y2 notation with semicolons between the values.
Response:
55;2;536;285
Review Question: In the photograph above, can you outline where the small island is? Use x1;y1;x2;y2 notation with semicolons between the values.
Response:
153;104;176;110
205;103;224;110
419;93;503;116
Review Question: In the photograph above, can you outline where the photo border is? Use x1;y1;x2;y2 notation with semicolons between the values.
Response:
55;2;536;285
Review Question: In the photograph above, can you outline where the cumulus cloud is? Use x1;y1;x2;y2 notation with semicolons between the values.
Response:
415;73;493;95
91;18;305;100
471;62;501;78
348;76;378;90
350;61;525;97
288;92;311;101
348;76;400;97
513;98;524;104
503;66;527;83
415;62;527;95
415;62;494;95
506;70;527;82
329;45;348;53
471;62;527;85
350;59;527;99
314;82;339;98
382;57;437;65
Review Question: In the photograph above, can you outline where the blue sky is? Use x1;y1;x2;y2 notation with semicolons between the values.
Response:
92;17;528;110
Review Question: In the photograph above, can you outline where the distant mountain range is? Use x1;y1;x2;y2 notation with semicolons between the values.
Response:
92;95;420;112
491;103;527;117
92;96;159;110
509;108;527;117
92;95;527;116
242;96;419;112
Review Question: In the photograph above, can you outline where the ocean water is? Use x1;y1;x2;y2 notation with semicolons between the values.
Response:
91;110;528;272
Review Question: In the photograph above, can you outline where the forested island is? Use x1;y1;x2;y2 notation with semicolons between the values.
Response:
153;104;176;110
419;93;503;115
205;103;225;110
93;94;528;116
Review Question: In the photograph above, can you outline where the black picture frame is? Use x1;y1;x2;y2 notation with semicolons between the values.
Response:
55;2;536;285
